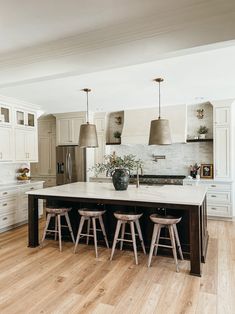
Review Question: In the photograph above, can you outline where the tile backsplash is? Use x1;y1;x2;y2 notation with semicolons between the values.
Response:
106;142;213;176
0;163;30;184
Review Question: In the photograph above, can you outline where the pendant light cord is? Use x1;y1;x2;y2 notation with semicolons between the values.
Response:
158;81;161;119
86;90;89;123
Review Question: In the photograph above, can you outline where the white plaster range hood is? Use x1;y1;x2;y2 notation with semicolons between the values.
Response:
121;105;187;145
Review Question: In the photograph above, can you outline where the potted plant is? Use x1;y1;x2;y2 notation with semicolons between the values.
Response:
198;125;208;139
91;152;143;190
113;131;121;143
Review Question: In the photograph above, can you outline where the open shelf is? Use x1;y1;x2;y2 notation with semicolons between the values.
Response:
186;138;213;143
106;142;121;145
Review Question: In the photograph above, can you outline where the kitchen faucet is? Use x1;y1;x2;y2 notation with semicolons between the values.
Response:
136;163;143;188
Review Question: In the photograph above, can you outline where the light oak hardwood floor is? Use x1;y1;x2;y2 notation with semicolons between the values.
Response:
0;219;234;314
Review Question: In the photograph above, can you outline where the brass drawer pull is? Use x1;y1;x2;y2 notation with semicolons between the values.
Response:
3;203;8;206
211;195;216;198
3;217;8;220
211;207;217;210
30;187;34;190
3;192;8;195
211;185;216;187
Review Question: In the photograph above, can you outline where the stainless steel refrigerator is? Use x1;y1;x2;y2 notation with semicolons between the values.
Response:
56;146;86;185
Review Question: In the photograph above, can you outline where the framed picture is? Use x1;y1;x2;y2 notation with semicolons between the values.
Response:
201;164;213;179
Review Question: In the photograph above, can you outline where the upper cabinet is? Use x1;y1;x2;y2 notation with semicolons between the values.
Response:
55;113;86;146
15;109;36;128
0;95;40;163
15;129;38;162
213;103;232;180
0;127;14;161
0;105;11;126
214;107;230;126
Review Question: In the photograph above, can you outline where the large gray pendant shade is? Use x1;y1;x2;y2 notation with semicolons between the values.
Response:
78;88;98;148
149;78;172;145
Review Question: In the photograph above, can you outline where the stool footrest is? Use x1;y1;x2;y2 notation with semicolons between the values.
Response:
117;238;134;243
156;243;173;249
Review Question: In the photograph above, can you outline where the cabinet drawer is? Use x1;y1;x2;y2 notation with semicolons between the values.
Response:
208;204;231;217
0;212;16;228
0;189;18;198
0;197;17;214
207;191;231;204
205;183;231;191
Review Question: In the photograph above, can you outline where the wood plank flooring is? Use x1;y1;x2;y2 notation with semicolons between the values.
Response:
0;219;234;314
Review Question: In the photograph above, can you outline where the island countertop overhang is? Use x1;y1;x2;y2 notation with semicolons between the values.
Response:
26;182;207;207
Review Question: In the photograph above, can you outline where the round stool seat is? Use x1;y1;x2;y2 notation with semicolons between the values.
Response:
150;214;181;225
78;208;105;217
46;207;71;214
114;211;143;221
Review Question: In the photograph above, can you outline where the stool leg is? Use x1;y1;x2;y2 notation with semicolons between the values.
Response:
154;225;162;256
110;220;122;261
54;215;58;241
41;213;52;246
98;216;109;249
173;224;184;260
120;222;126;250
148;224;159;267
130;221;138;265
92;217;98;258
74;216;85;253
57;214;62;252
64;212;75;243
169;225;179;272
86;218;91;245
135;219;146;254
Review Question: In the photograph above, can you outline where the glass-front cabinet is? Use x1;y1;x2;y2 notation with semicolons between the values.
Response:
0;105;11;125
15;109;36;128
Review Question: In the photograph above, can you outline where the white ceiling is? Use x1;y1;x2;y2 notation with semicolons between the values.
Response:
0;0;235;113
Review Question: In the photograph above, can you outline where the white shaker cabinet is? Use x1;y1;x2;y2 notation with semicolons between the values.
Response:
213;106;231;180
15;129;38;162
0;127;14;161
56;114;86;146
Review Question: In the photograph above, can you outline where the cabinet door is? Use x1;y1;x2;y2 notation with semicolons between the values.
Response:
57;118;71;144
214;107;230;126
214;126;230;179
0;127;13;161
15;130;27;161
38;137;50;175
26;131;37;161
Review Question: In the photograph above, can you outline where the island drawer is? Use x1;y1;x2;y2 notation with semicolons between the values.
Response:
207;191;231;204
207;204;231;217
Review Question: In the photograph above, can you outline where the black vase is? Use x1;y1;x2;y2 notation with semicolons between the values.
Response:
112;169;130;191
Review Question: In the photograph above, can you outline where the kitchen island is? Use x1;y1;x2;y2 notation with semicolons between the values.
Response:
27;182;208;276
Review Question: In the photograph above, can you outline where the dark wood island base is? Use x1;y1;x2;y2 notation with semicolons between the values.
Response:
28;191;208;277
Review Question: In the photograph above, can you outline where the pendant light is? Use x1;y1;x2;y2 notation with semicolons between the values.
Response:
149;78;172;145
78;88;98;148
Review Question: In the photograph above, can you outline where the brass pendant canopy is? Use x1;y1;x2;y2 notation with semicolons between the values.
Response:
78;88;98;148
149;78;172;145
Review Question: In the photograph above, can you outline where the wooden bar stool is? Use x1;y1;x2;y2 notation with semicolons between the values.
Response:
110;212;146;265
148;214;183;272
41;207;75;252
74;208;109;258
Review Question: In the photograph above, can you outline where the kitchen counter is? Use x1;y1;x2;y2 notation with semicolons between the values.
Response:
0;180;45;190
27;182;208;277
27;182;207;206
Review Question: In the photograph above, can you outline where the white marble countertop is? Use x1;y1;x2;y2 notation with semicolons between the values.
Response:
27;182;207;206
0;180;45;190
